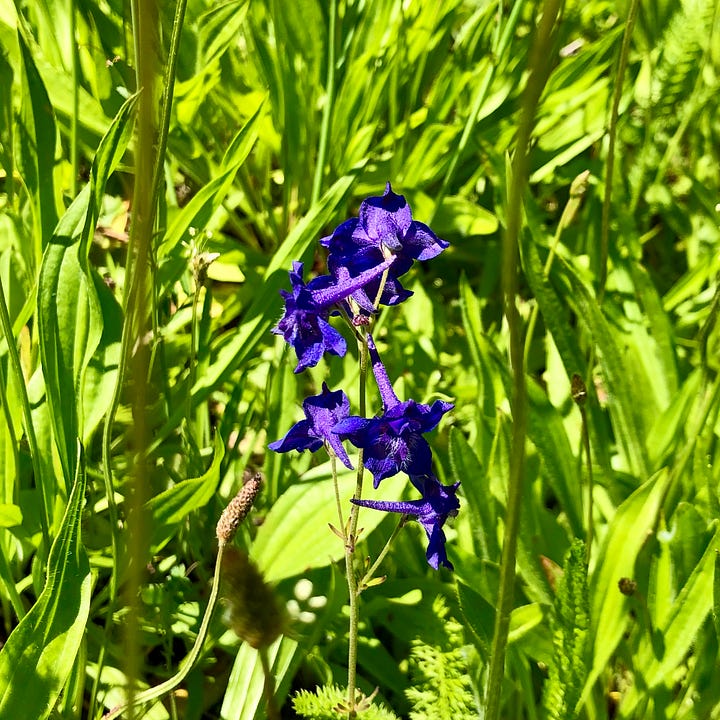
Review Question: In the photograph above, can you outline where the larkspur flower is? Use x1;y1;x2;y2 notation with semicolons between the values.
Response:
351;475;460;570
268;382;353;469
272;258;394;373
332;335;453;486
321;183;449;307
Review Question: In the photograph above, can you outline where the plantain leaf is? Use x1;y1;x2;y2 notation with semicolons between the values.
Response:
557;258;651;480
0;442;90;719
16;27;58;253
253;471;406;583
37;93;136;486
448;426;498;562
580;469;670;706
220;635;300;720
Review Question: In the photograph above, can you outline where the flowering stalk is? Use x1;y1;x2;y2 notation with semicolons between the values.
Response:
268;183;453;718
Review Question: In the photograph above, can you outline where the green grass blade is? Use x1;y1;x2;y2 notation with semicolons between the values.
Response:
0;441;90;719
16;26;58;259
580;469;670;707
559;259;651;480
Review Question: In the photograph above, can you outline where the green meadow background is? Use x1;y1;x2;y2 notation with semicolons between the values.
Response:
0;0;719;718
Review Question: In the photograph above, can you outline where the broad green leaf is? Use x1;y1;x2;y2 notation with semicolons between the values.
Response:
619;524;720;717
0;442;90;719
253;472;406;583
37;94;135;485
144;434;225;554
220;635;300;720
580;469;670;707
520;228;612;476
0;502;21;527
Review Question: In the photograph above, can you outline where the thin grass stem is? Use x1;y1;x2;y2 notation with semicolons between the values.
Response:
311;0;336;205
483;2;563;718
598;0;640;304
103;543;227;720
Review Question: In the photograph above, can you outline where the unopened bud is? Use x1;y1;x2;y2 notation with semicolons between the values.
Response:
618;577;637;596
216;473;262;545
571;373;587;407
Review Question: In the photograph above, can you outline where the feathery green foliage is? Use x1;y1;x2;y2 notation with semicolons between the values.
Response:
293;685;399;720
543;539;589;720
405;596;478;719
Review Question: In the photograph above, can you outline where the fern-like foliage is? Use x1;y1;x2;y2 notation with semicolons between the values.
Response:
405;596;478;720
650;0;717;121
542;539;589;720
292;685;399;720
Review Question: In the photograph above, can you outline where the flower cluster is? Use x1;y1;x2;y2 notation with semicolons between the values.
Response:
269;183;458;569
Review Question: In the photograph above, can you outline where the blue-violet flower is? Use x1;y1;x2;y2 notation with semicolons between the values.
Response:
272;258;394;373
268;382;353;469
351;475;460;570
332;334;453;487
321;183;448;307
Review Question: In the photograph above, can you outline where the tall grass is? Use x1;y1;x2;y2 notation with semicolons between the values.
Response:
0;0;719;718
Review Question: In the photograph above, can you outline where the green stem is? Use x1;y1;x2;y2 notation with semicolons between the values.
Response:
103;543;227;720
345;335;369;720
0;275;49;547
483;2;562;718
523;170;590;369
311;0;336;205
93;3;187;716
330;453;346;539
576;396;593;565
69;0;78;198
598;0;640;304
358;515;406;591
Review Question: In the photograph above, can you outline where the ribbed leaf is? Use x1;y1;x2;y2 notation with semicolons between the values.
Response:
448;426;498;562
558;260;651;480
0;442;90;719
253;471;406;583
37;94;136;485
580;469;670;705
619;523;720;717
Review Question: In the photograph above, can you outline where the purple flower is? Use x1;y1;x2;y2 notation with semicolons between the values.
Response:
332;335;453;486
272;258;394;373
321;183;448;307
351;476;460;570
268;382;353;469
